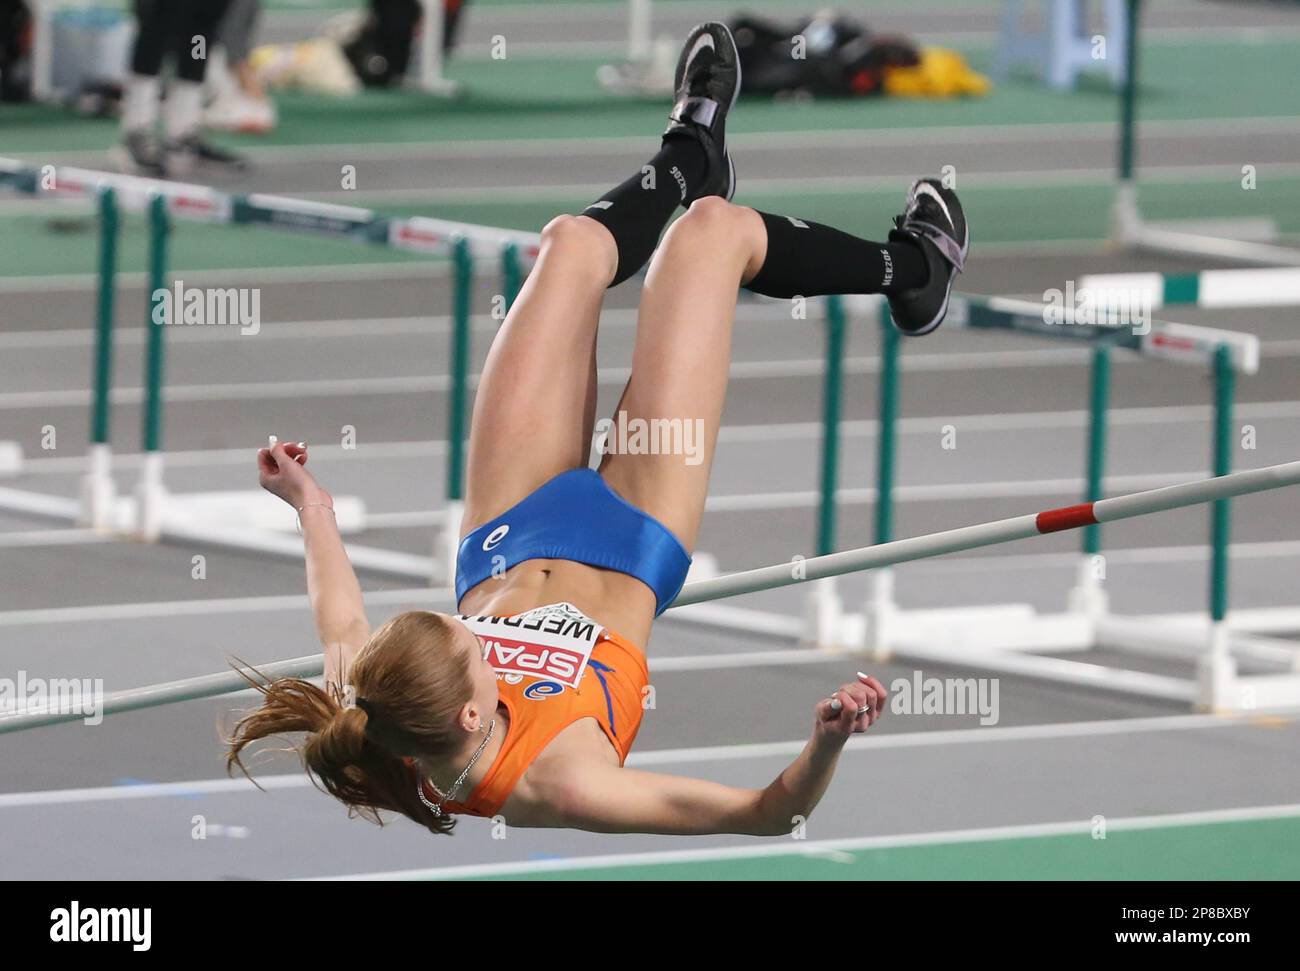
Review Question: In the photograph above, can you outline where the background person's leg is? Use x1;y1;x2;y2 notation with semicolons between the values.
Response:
164;0;251;174
119;0;186;174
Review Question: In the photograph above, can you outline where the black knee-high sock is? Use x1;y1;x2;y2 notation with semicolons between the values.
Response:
580;136;707;287
745;210;929;299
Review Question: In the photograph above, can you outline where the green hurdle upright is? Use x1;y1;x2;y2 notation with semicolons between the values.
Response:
817;296;846;558
1070;342;1114;615
501;242;524;311
446;237;473;504
81;186;120;529
136;194;170;540
1210;344;1235;625
807;295;851;644
435;237;475;585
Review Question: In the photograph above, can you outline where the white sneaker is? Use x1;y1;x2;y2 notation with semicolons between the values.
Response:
203;90;277;135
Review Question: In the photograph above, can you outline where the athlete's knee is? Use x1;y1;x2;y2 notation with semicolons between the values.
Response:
541;214;610;255
680;196;740;231
669;197;755;250
539;214;617;281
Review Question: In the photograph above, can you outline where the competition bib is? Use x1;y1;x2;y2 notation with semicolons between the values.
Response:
458;602;606;691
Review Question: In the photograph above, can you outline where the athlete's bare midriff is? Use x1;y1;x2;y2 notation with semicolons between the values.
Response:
457;558;658;651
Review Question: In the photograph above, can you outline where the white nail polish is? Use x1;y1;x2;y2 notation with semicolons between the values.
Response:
268;435;278;447
857;671;869;679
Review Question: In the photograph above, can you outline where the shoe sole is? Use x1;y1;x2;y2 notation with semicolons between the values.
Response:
719;22;741;199
905;220;970;337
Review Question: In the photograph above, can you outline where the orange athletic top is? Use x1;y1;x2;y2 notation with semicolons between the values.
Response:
418;602;650;819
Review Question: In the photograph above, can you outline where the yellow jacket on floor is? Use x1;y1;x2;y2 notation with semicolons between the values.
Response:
884;47;992;98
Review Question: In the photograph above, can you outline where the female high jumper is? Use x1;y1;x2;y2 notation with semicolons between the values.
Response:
228;23;968;837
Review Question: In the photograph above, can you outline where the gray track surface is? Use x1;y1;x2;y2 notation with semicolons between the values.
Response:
1;1;1298;880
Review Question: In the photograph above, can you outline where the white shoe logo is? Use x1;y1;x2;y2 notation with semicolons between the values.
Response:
482;524;510;551
687;34;716;65
912;182;953;228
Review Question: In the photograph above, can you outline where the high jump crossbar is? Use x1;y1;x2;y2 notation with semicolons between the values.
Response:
3;460;1297;736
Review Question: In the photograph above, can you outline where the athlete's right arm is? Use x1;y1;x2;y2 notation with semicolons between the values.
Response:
539;674;887;836
257;438;371;687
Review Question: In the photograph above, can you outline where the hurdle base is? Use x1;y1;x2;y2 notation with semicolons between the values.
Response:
0;441;21;477
1110;180;1300;267
670;592;1300;711
78;444;116;531
158;490;366;535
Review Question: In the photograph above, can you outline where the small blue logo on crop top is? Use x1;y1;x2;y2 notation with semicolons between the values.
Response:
523;680;565;700
482;524;510;551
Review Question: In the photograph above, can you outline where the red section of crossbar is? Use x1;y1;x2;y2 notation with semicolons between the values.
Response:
1035;502;1098;534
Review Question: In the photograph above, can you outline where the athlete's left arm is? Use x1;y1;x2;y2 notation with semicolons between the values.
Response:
542;674;887;836
257;438;371;689
541;762;775;836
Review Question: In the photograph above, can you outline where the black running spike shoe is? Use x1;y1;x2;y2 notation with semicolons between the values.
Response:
886;178;969;336
662;22;741;204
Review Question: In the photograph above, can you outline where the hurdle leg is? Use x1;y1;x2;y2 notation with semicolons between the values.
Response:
1198;345;1240;710
80;187;120;531
1068;345;1112;618
806;296;847;648
134;195;170;541
628;0;653;62
862;300;901;655
433;237;474;586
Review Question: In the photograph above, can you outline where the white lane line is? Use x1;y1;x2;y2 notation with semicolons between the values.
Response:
0;237;1113;291
28;116;1298;166
701;471;1198;512
355;470;1244;525
627;712;1296;765
0;587;451;627
20;400;1300;475
2;537;1296;629
877;539;1300;575
265;162;1300;207
1;713;1289;810
0;529;109;548
0;303;793;351
313;803;1300;881
0;260;440;293
0;309;618;351
14;341;1300;410
423;25;1300;61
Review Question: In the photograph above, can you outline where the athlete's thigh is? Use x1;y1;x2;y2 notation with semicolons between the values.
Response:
461;250;603;537
596;302;736;554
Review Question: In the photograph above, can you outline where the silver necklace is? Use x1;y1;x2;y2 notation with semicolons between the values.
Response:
416;718;497;817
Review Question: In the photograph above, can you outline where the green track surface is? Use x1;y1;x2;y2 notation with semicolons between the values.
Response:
5;38;1299;154
443;814;1300;880
4;174;1298;279
3;32;1299;278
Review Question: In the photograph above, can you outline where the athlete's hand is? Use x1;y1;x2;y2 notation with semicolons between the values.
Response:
257;436;326;508
813;672;887;746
